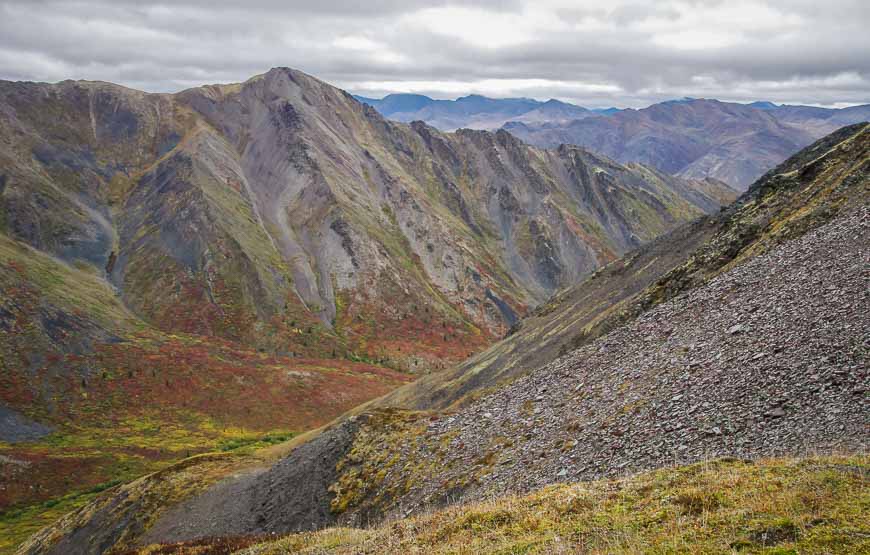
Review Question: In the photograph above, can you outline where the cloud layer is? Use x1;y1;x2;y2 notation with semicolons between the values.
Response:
1;0;868;108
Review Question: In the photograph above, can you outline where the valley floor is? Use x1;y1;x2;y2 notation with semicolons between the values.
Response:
0;334;410;553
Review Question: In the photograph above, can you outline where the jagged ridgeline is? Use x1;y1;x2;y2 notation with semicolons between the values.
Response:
16;123;867;552
0;67;734;373
382;121;870;411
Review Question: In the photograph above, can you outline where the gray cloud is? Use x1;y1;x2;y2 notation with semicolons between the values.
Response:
0;0;867;108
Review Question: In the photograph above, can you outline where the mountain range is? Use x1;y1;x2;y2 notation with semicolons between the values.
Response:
0;68;738;550
17;116;867;554
359;93;870;189
354;93;616;131
506;99;870;189
0;70;736;374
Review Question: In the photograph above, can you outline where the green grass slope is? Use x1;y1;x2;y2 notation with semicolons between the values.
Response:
143;456;870;554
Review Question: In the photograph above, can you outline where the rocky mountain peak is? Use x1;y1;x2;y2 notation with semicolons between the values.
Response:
0;68;734;375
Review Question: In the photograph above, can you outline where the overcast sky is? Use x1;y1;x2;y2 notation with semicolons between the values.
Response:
0;0;867;108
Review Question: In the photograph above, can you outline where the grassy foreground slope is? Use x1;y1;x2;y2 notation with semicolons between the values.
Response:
141;456;869;554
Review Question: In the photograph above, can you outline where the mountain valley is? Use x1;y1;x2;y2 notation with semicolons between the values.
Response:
2;1;868;553
14;116;867;554
0;68;739;552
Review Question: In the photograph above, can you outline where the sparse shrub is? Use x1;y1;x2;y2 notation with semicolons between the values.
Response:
558;494;594;515
673;488;723;515
458;508;514;531
521;399;534;417
476;451;497;467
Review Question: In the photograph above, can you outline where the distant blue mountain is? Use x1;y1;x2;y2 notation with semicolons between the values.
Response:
353;93;613;130
504;96;870;189
592;107;621;115
748;101;779;110
354;93;435;115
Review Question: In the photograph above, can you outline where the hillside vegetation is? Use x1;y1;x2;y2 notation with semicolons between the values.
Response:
0;68;737;553
139;456;870;554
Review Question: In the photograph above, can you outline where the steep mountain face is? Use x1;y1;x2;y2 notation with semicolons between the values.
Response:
0;68;734;550
504;98;870;189
355;93;604;131
383;216;720;411
0;68;732;372
383;122;870;411
21;125;867;554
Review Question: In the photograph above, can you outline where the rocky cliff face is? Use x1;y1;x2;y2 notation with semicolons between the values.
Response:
0;67;733;371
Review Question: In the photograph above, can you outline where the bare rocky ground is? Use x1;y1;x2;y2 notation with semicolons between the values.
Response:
335;204;868;524
135;418;364;545
0;405;53;443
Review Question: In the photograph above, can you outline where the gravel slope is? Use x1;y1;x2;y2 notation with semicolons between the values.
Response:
334;205;869;523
